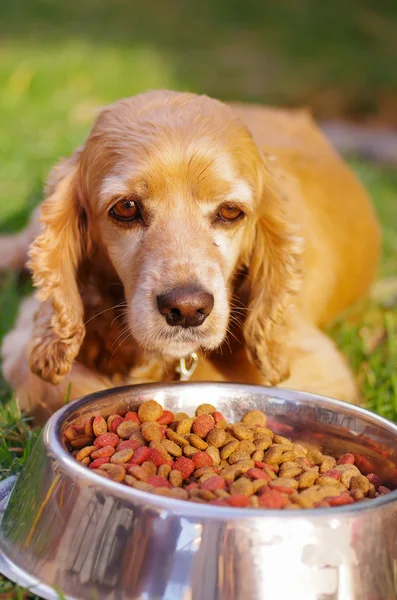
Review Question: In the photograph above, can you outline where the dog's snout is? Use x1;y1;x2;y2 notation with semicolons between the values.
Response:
157;286;214;328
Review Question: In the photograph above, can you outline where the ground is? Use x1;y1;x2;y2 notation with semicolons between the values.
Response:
0;0;396;596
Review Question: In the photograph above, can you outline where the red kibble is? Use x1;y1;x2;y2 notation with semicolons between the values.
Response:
110;416;124;433
324;469;341;480
379;486;392;495
93;432;120;448
91;445;115;459
270;486;295;495
258;488;289;509
337;453;355;465
130;446;150;465
157;410;174;425
227;495;250;507
366;473;381;490
247;468;271;481
263;462;277;473
117;439;142;452
192;414;215;438
209;498;227;506
325;493;354;507
185;482;199;492
213;411;226;424
192;452;213;468
165;459;174;469
353;454;373;474
125;411;141;424
201;476;226;492
254;461;265;469
147;448;166;467
89;457;109;469
147;475;171;488
174;457;195;479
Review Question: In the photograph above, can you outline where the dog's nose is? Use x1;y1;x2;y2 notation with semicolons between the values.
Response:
157;286;214;328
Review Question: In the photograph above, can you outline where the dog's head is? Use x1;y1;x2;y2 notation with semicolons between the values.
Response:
29;90;302;384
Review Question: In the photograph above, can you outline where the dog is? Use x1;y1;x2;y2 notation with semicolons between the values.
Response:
0;90;381;422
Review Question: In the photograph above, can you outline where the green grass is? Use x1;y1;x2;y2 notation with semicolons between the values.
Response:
0;0;396;596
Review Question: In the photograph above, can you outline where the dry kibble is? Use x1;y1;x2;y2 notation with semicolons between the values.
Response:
176;418;195;435
71;401;388;510
220;441;240;460
188;434;208;450
206;446;221;465
206;428;227;448
231;423;254;441
169;470;183;487
166;430;189;446
141;422;163;442
161;439;183;457
117;421;141;440
242;410;267;427
195;403;217;416
138;400;163;422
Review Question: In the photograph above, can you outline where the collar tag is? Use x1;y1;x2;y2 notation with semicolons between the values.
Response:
176;352;199;381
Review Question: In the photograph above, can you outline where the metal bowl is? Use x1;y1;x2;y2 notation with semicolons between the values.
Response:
1;382;397;600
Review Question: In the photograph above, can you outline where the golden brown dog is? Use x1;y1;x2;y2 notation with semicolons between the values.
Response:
0;90;380;422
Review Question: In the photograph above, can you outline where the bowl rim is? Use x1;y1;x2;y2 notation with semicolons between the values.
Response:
44;381;397;520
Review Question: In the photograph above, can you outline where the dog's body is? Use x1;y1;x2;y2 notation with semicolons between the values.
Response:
0;92;380;422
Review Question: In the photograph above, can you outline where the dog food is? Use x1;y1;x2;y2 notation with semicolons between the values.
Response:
65;401;391;509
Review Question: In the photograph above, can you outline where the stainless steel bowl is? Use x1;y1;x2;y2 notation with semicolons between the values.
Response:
1;382;397;600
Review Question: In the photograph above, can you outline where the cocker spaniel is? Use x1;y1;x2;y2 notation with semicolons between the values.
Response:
0;90;381;422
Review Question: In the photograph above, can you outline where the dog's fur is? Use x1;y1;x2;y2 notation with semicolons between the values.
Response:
0;90;381;422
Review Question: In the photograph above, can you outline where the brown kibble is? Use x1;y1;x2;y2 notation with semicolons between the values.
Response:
195;403;217;416
269;478;298;490
93;416;107;437
111;449;134;464
228;449;251;464
188;434;208;450
174;412;190;422
280;466;302;478
349;474;371;494
273;435;293;447
161;439;182;457
99;463;126;482
215;420;228;430
250;495;260;508
117;421;141;440
230;477;254;496
141;422;163;442
231;423;254;441
168;488;189;500
263;446;284;465
127;465;149;481
138;400;163;422
141;461;157;477
316;476;340;487
306;448;324;465
81;457;91;466
298;467;319;489
76;445;96;461
194;466;218;478
158;464;172;479
252;450;264;462
239;440;256;455
242;410;267;427
183;444;199;458
253;437;272;451
206;428;227;448
166;429;189;446
253;479;268;493
176;418;195;435
320;456;337;473
169;470;183;487
132;480;155;493
220;440;240;460
70;436;95;449
206;446;221;465
198;489;217;501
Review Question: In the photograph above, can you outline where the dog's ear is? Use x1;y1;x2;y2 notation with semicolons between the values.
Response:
28;150;87;384
241;156;303;385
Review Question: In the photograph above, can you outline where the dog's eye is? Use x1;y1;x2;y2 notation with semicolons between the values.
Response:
217;205;244;223
109;199;141;222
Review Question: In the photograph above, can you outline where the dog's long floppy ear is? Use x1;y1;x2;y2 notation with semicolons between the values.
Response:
28;150;87;384
241;156;304;385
